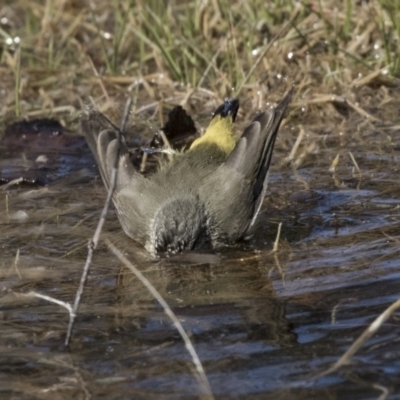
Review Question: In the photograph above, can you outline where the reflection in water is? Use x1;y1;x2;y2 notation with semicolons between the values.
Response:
118;251;296;347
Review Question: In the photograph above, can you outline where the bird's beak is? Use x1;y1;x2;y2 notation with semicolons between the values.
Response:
212;99;239;122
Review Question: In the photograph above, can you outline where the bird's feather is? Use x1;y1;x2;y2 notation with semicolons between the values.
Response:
200;88;293;242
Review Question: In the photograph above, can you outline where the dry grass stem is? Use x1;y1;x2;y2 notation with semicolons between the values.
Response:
273;252;285;287
350;67;390;88
13;249;21;279
236;4;301;95
329;153;340;173
66;106;128;345
348;151;362;176
318;298;400;378
282;125;305;166
17;291;74;316
293;141;317;170
272;222;283;253
106;239;214;400
1;178;24;190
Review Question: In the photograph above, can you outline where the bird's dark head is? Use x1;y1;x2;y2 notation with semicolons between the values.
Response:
212;98;239;122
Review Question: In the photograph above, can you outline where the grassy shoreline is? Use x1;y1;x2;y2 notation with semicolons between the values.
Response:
0;0;398;131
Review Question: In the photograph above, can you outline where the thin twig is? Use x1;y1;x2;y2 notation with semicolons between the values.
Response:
1;177;24;190
329;153;340;173
296;95;380;122
272;252;285;287
105;239;214;400
65;103;131;345
272;222;282;253
348;151;362;176
19;291;74;315
317;298;400;378
87;55;110;103
281;125;305;166
120;96;133;132
13;249;21;279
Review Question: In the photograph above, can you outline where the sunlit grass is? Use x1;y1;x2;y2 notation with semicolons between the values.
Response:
0;0;398;126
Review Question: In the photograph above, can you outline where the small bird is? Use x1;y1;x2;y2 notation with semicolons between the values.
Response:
82;88;293;256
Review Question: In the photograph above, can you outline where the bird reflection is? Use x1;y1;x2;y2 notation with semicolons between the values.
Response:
115;245;296;348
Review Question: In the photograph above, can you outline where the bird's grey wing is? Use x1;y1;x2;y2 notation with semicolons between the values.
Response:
201;88;293;243
241;87;293;233
81;111;137;191
199;121;263;243
81;111;149;243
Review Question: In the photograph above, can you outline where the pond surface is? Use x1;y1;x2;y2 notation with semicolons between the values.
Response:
1;116;400;399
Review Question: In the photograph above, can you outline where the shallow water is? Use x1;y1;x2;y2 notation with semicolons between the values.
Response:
1;118;400;399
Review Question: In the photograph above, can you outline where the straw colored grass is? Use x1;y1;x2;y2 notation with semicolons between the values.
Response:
0;0;398;131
